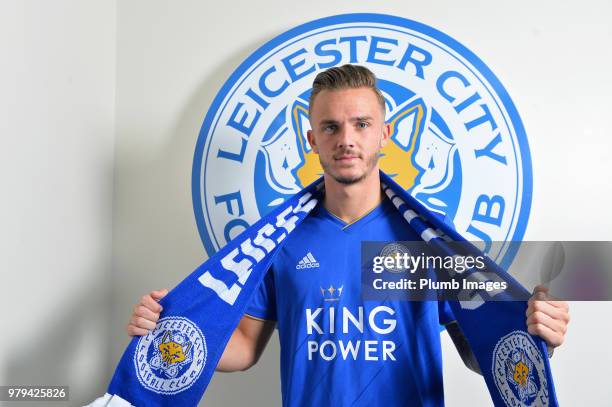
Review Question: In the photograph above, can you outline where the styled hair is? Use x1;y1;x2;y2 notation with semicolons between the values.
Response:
309;64;386;117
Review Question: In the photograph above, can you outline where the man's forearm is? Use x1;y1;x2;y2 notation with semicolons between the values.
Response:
215;329;256;372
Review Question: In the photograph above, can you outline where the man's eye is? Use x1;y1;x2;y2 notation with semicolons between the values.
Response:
358;122;369;129
324;125;337;133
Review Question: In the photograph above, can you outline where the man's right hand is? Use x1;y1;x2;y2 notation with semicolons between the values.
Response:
124;288;275;372
126;289;168;336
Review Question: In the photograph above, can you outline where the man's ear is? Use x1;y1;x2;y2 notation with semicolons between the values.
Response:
380;123;391;148
307;129;318;154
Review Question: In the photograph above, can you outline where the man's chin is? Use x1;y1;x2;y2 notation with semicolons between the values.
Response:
321;158;379;185
329;170;367;185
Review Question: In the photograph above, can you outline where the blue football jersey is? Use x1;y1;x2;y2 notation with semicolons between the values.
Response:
246;196;455;407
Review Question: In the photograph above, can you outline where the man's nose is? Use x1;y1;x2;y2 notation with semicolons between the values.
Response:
336;126;355;148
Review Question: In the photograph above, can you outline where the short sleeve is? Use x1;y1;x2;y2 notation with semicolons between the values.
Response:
244;266;277;321
438;300;456;326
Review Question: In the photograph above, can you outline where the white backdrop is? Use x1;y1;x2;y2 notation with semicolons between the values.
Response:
0;1;116;405
2;0;611;406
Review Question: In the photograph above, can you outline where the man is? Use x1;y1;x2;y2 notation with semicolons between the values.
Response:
127;65;569;405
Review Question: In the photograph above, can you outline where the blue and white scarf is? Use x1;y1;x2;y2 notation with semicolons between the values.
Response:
90;171;557;407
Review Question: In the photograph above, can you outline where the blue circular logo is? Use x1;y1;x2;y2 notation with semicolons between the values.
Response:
193;13;532;269
134;317;207;395
493;331;549;406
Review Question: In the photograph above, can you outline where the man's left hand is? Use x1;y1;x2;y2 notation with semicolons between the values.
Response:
526;285;570;353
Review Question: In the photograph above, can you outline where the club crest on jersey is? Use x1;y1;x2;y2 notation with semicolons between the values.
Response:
492;331;549;406
134;317;207;395
193;14;532;270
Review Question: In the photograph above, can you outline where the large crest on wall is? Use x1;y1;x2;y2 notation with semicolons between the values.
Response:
192;14;532;269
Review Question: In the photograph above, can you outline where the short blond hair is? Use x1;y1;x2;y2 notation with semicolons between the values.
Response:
309;64;386;117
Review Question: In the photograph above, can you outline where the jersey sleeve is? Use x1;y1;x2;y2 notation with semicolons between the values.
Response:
244;265;277;322
438;300;456;326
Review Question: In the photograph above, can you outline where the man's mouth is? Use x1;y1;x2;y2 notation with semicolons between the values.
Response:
334;155;359;162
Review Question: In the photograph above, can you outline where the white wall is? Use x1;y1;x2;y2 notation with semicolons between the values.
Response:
2;0;610;406
0;1;116;406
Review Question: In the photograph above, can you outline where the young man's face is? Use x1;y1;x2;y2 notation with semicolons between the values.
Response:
307;87;390;185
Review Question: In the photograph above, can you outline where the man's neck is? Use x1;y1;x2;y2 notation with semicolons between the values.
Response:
322;169;384;224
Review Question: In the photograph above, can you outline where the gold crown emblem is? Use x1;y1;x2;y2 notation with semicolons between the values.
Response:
320;285;343;301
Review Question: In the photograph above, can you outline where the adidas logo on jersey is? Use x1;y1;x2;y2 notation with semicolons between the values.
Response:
296;252;320;269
